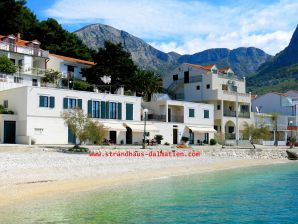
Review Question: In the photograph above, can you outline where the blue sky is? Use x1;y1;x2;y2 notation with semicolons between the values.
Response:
26;0;298;55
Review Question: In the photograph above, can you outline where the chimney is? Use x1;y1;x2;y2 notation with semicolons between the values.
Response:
16;33;21;41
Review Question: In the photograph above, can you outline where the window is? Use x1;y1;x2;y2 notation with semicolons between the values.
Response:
32;79;38;86
88;100;100;118
3;100;8;108
206;84;210;89
39;96;55;108
126;103;133;120
14;76;23;83
63;98;82;109
109;102;117;119
189;108;195;118
196;85;200;90
204;110;209;118
173;74;178;81
211;69;217;74
217;105;221;110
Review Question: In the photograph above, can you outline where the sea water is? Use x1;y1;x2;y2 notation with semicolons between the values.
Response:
1;162;298;224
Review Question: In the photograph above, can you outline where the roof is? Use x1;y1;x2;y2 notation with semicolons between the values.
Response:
271;92;288;97
0;34;39;47
187;63;215;71
49;53;95;66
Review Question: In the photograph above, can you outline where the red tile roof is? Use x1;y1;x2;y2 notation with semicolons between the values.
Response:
187;63;215;71
49;53;95;66
0;34;38;47
272;92;288;97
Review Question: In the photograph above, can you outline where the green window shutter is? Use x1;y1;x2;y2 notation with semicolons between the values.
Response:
126;103;133;120
49;96;55;108
117;103;122;120
204;110;209;118
39;96;44;107
77;99;82;109
88;100;92;117
63;98;68;109
101;101;106;118
106;101;109;119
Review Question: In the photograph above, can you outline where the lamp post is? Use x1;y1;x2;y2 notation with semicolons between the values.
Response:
142;108;148;149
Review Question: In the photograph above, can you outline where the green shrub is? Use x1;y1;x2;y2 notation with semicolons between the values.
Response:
164;142;170;146
210;139;217;145
0;56;16;74
73;80;93;91
181;136;189;143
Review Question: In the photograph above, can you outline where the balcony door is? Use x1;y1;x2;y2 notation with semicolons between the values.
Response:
168;108;172;122
173;128;178;144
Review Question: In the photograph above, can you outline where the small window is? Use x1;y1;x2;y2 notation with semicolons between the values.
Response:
217;105;220;110
39;96;55;108
173;74;178;81
204;110;209;118
3;100;8;108
63;98;81;109
189;108;195;118
206;84;210;89
196;85;200;90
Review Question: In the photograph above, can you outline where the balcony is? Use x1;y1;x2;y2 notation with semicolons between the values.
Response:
239;112;250;118
0;41;49;58
16;66;48;76
146;114;166;122
224;109;236;117
168;115;184;123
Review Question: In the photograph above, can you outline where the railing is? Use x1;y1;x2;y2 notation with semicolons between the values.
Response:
224;110;236;117
167;76;202;91
239;112;250;118
0;41;49;57
225;133;236;140
168;115;184;123
173;93;184;100
217;73;245;81
145;114;166;122
62;71;75;78
14;66;48;76
222;90;250;97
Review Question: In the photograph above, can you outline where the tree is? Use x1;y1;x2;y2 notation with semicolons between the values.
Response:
82;41;137;91
41;69;62;86
243;123;271;149
271;112;279;146
61;108;90;148
86;121;108;145
132;69;163;100
0;56;16;74
154;134;163;144
0;0;38;36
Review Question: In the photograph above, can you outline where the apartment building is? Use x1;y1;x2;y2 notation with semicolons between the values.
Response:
143;94;215;144
163;63;252;142
0;33;49;90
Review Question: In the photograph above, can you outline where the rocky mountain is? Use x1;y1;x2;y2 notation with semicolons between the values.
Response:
178;47;271;77
75;24;179;75
75;23;271;77
247;25;298;94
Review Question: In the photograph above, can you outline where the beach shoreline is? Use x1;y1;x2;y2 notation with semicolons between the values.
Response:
0;146;292;207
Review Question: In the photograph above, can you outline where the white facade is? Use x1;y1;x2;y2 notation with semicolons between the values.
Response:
0;86;144;144
143;97;215;144
47;54;94;80
164;63;252;141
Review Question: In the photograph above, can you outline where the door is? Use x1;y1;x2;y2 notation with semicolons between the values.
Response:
184;71;189;83
189;130;194;144
173;128;178;144
68;127;76;144
168;108;172;122
110;131;117;144
126;127;132;144
4;121;16;143
204;133;209;144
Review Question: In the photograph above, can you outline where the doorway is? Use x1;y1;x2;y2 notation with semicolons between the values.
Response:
110;131;117;144
173;128;178;144
126;127;132;144
4;121;16;143
168;108;172;122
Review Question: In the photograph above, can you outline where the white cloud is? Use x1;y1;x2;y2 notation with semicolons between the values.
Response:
45;0;298;55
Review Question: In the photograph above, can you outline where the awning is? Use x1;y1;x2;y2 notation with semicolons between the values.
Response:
124;123;159;132
187;126;217;133
102;123;126;131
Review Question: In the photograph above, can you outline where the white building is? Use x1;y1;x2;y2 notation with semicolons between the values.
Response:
0;33;49;90
0;86;147;144
163;63;252;142
143;94;215;144
47;54;95;80
252;92;298;142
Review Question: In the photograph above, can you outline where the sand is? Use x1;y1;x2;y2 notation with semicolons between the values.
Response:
0;146;290;207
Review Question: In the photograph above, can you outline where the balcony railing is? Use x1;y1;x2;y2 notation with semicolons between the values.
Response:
0;41;49;58
168;115;184;123
224;110;236;117
217;73;245;82
15;66;48;76
239;112;250;118
146;114;166;122
173;93;184;100
225;133;236;140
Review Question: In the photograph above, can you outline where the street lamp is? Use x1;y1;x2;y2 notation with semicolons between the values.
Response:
142;108;148;149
